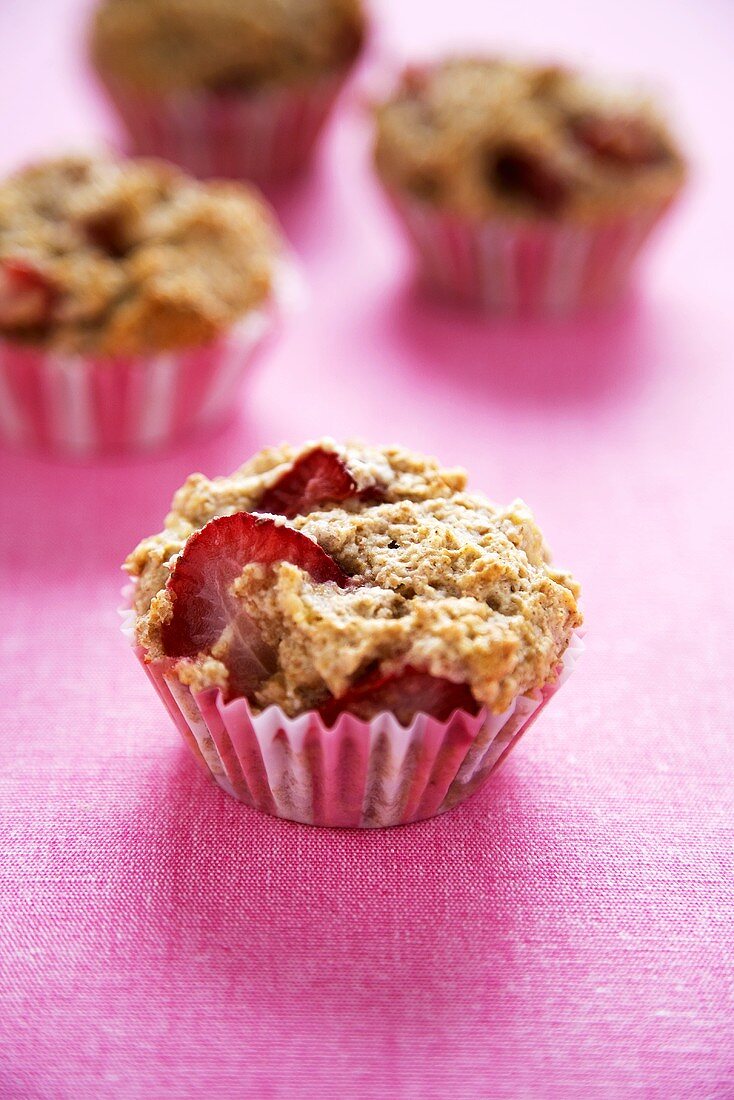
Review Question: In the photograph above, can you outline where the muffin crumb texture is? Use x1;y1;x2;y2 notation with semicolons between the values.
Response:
127;441;582;720
375;58;685;221
0;156;280;355
91;0;366;93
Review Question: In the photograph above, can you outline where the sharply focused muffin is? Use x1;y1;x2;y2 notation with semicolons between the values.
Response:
90;0;368;183
0;155;285;453
123;441;583;826
128;439;581;717
374;58;686;314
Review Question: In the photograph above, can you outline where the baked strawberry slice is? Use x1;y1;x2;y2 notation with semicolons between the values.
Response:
570;114;666;166
0;258;58;329
489;146;569;215
162;513;353;702
402;63;431;97
80;210;130;258
258;446;382;519
319;665;480;727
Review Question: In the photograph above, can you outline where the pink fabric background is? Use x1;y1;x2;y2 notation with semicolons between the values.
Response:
1;1;733;1096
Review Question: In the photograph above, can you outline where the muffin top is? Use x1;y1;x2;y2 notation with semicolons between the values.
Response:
374;58;686;222
0;155;281;356
90;0;366;94
126;440;581;724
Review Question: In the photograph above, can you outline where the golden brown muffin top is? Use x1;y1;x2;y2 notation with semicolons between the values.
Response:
91;0;366;94
374;58;686;222
0;155;282;356
126;440;581;719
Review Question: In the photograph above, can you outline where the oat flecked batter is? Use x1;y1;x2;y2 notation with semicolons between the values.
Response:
0;156;281;355
127;441;582;718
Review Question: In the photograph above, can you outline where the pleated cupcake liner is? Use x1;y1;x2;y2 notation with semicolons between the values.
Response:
0;262;300;456
387;189;674;316
100;73;349;183
122;589;583;828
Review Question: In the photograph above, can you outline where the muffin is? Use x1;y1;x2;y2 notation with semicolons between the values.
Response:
0;155;287;454
123;440;583;827
90;0;368;184
374;58;686;315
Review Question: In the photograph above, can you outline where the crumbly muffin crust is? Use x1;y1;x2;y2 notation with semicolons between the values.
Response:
91;0;366;94
126;441;581;718
0;156;281;355
374;58;686;222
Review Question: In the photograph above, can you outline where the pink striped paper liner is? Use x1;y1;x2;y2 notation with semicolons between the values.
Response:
121;594;583;828
0;268;298;455
387;190;675;316
100;73;348;184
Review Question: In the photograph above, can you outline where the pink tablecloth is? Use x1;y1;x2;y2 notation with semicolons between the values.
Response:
1;1;732;1096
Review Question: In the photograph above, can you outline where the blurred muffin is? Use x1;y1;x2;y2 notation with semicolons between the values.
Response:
90;0;368;183
124;439;583;827
374;58;686;315
0;155;286;453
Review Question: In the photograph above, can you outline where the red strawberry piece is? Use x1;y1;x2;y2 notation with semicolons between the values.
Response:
402;63;431;97
319;665;480;727
81;210;130;257
0;259;58;329
162;512;352;699
489;146;569;215
258;447;382;519
570;114;665;166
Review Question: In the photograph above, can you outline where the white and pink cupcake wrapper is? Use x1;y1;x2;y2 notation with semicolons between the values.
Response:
388;190;673;316
0;264;300;456
121;594;583;828
102;75;348;183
